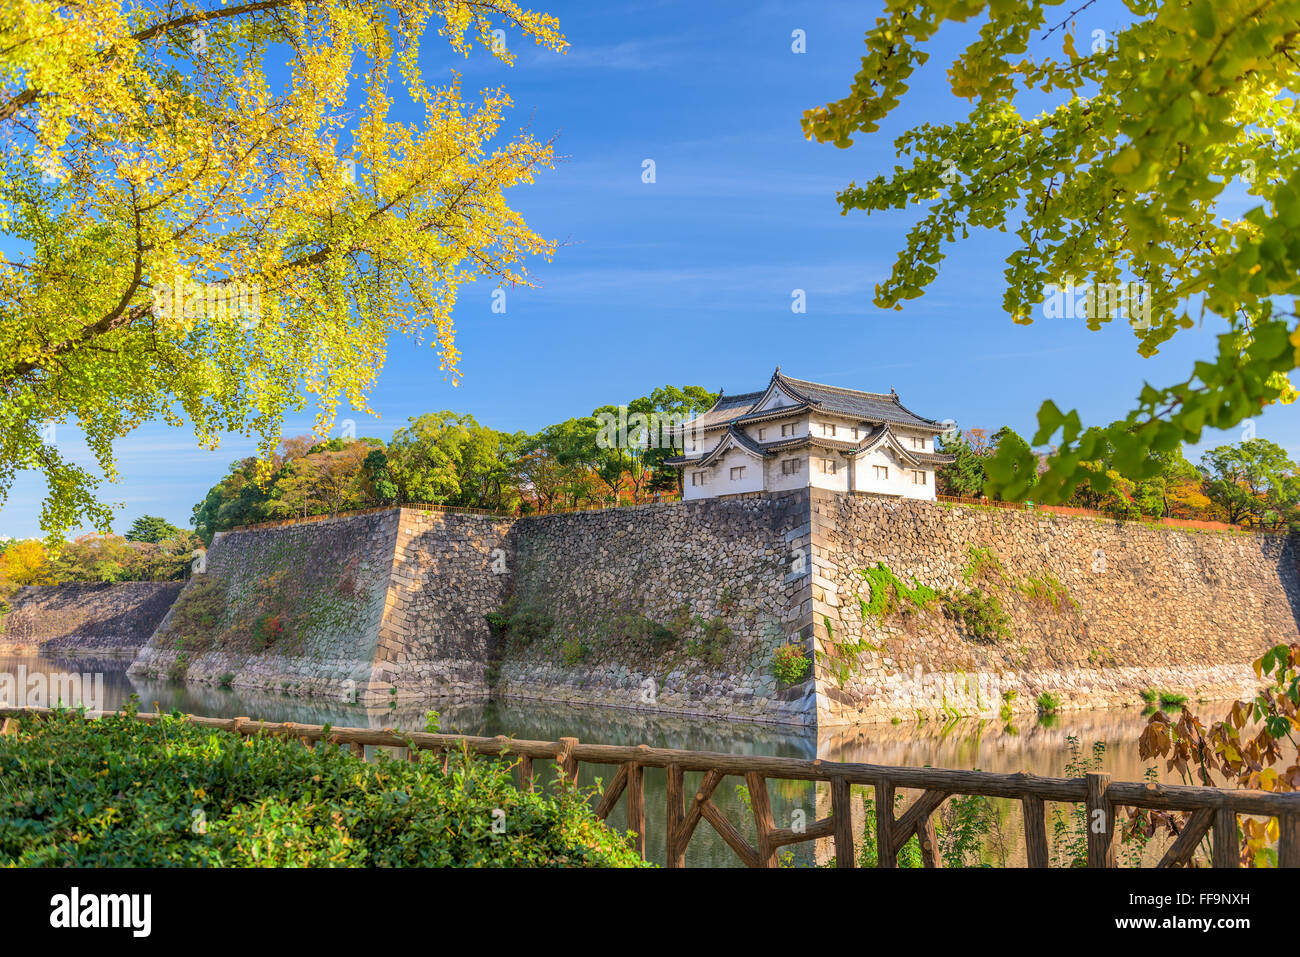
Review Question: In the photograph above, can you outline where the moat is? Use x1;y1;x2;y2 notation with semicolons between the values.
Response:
3;650;1247;867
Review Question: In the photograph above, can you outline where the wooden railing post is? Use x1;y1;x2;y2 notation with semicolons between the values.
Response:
666;763;685;868
626;762;645;859
1279;814;1300;868
1085;772;1115;868
1212;807;1239;868
1022;796;1049;868
831;776;854;868
874;781;897;868
745;772;778;868
556;736;579;785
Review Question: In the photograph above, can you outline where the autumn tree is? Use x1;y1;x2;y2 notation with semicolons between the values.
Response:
1201;438;1297;526
804;0;1300;505
1;0;566;537
0;539;53;594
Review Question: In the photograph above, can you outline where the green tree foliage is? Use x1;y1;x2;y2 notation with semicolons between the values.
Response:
935;428;992;497
124;515;181;543
934;426;1033;498
804;1;1300;505
937;429;1298;527
185;385;721;534
385;412;523;511
1201;438;1299;526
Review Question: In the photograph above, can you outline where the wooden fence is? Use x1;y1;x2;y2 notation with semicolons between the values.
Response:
934;494;1270;534
232;496;682;532
4;707;1298;868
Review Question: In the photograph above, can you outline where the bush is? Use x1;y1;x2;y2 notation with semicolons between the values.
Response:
1036;692;1061;714
1019;573;1077;611
857;563;940;620
560;637;589;666
771;643;811;685
686;616;732;668
942;588;1012;643
0;709;648;868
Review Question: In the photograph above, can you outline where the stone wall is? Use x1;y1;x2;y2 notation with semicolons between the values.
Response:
122;491;1300;727
130;512;397;698
500;490;815;724
808;490;1300;725
1;582;183;655
377;509;515;699
128;508;516;703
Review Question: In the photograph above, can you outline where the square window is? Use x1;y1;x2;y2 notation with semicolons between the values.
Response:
692;471;707;486
821;458;837;475
730;466;745;480
781;423;794;437
913;470;927;485
758;428;766;441
874;465;889;480
782;458;800;475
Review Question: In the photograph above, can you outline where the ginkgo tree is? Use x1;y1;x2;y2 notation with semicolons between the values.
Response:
0;0;565;536
803;0;1300;504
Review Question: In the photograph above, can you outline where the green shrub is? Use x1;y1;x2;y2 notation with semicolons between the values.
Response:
0;708;647;868
252;612;285;649
942;588;1012;643
1158;691;1187;708
615;613;675;648
686;616;732;668
961;546;1006;585
1036;692;1061;714
1139;687;1158;704
217;672;235;689
487;602;554;647
511;610;554;644
999;689;1017;721
1019;573;1077;611
857;563;939;620
166;654;190;683
560;637;589;666
771;643;811;685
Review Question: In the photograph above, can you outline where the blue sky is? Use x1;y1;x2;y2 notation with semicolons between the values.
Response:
3;0;1296;538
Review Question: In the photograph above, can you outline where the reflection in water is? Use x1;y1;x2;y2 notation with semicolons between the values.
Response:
0;654;1253;867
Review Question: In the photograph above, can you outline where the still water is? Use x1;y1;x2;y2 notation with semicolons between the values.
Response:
1;652;1239;867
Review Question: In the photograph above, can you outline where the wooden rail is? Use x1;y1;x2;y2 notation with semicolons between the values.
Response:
4;707;1298;868
934;494;1272;534
231;496;682;532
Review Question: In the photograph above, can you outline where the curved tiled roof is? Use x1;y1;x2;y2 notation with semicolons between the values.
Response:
680;368;947;437
775;373;943;430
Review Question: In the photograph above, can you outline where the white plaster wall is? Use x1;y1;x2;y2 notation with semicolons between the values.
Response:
853;447;935;500
765;452;809;492
709;447;766;496
745;413;808;445
808;452;850;492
